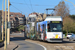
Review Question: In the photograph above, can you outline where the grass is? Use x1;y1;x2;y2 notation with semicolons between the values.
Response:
0;40;3;43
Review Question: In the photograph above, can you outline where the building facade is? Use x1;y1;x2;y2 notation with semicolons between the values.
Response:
3;11;26;28
27;12;47;22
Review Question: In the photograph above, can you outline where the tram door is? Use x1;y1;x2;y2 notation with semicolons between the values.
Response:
42;24;46;40
38;24;41;39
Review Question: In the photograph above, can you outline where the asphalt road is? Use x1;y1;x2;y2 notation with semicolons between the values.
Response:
10;32;75;50
10;33;44;50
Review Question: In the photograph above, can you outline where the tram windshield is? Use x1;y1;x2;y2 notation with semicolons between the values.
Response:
47;21;62;32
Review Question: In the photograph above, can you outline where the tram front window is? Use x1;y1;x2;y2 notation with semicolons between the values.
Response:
50;23;62;32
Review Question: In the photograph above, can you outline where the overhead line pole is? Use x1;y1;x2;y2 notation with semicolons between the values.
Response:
4;0;7;50
7;0;10;45
2;0;4;40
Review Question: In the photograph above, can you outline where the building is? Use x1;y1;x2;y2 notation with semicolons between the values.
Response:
27;12;47;22
9;12;26;28
2;11;26;28
28;12;37;22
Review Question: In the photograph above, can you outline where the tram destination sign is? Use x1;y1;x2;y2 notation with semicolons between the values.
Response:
51;21;61;23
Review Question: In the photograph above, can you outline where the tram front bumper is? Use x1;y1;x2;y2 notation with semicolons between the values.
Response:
46;38;63;42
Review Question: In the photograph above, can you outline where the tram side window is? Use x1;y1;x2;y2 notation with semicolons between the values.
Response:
47;23;50;32
38;25;40;33
44;24;46;33
42;24;44;33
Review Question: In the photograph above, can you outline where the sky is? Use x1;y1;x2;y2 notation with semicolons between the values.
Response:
0;0;75;16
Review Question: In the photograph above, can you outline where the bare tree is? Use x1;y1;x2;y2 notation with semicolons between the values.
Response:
43;14;46;20
54;1;69;18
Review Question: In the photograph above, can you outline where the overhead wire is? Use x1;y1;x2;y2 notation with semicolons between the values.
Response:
10;2;74;7
29;0;33;12
10;2;57;6
70;9;75;13
23;0;32;11
10;1;75;14
11;4;25;14
70;8;75;11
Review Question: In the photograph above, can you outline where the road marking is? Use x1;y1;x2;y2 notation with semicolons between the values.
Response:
25;41;47;50
67;46;74;50
11;36;47;50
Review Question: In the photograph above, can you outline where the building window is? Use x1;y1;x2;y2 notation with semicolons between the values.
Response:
11;15;13;16
19;21;23;24
10;18;13;20
16;15;19;17
20;20;23;21
12;21;13;22
15;17;18;21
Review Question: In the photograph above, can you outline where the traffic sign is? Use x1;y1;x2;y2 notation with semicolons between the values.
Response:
7;22;11;28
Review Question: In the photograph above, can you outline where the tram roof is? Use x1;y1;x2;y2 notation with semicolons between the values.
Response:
44;16;62;21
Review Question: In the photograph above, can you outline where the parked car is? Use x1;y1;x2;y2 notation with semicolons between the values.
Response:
69;34;75;41
67;33;74;39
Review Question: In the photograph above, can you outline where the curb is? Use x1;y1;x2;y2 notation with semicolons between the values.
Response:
12;45;19;50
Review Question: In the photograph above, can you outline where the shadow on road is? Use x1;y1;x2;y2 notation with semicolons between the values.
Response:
10;32;27;41
47;41;75;44
10;37;26;41
48;41;75;44
38;39;75;44
0;44;4;48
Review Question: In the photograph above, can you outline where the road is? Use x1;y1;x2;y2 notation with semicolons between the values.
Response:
10;32;44;50
10;32;75;50
25;39;75;50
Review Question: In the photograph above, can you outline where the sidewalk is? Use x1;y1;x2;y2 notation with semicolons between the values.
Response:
0;42;18;50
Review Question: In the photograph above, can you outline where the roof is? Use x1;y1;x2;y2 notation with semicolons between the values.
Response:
44;16;63;21
37;21;47;25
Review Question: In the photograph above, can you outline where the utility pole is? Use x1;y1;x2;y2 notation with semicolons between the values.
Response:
2;0;4;40
7;0;10;45
4;0;7;50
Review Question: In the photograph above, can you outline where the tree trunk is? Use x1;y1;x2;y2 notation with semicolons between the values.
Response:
66;30;68;36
